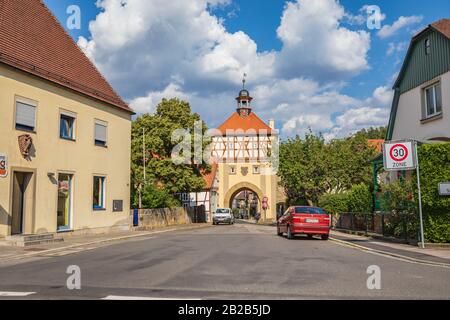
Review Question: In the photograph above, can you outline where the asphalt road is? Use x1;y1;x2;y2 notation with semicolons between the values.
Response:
0;222;449;300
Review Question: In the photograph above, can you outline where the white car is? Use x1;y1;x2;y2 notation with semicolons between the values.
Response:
212;208;234;225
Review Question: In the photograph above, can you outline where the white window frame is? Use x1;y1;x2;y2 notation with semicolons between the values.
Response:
425;38;431;55
93;175;106;210
59;110;77;141
424;82;442;118
15;97;37;132
94;119;108;147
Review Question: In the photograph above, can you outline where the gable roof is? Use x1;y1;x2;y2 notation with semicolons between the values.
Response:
215;111;273;135
431;18;450;39
0;0;132;113
202;164;218;190
393;19;450;89
387;18;450;140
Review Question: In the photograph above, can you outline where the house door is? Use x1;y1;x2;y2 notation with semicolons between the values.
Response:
11;172;33;235
57;173;73;231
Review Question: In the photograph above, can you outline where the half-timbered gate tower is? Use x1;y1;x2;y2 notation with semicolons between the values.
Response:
211;87;280;221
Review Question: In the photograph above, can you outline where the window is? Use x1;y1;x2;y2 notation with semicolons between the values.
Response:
60;112;76;140
93;176;106;210
253;166;260;174
295;207;327;215
182;193;190;202
424;83;442;118
94;120;108;147
425;38;431;55
15;101;36;132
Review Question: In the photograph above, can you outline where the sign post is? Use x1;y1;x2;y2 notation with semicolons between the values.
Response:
383;140;425;248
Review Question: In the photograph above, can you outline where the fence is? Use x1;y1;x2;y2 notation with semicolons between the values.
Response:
333;212;419;243
131;206;207;230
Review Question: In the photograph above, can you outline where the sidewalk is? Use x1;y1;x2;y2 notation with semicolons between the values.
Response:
330;230;450;265
0;224;209;263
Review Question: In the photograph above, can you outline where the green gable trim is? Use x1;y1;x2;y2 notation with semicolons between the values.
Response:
397;30;450;94
387;26;450;141
386;88;400;140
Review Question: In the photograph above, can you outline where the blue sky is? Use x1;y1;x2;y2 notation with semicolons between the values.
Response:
44;0;450;138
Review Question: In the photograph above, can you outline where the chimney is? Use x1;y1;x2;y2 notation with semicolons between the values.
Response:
268;119;275;130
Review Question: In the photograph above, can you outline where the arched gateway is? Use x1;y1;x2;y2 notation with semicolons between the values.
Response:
211;84;284;221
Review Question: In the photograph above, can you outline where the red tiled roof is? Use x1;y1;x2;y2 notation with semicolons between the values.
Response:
216;111;273;135
368;139;384;154
0;0;132;113
202;164;218;190
431;19;450;39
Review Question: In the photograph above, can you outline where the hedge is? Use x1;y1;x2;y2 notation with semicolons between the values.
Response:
417;143;450;243
319;184;372;215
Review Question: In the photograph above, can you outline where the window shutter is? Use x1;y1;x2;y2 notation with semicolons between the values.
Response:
16;102;36;128
95;122;107;143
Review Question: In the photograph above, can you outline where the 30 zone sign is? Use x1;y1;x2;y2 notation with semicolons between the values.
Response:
383;141;417;171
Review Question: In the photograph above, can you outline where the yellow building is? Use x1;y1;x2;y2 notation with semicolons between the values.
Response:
211;88;284;221
0;0;133;237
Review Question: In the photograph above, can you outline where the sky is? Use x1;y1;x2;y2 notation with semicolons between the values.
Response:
44;0;450;139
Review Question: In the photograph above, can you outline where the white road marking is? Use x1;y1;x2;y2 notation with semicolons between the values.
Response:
0;291;36;297
102;295;201;300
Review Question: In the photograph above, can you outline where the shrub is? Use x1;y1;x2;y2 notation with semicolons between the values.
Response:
417;143;450;214
134;183;180;209
347;184;373;214
319;192;349;215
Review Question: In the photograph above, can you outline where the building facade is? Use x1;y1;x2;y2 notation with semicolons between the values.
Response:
0;0;133;236
178;164;219;222
387;19;450;142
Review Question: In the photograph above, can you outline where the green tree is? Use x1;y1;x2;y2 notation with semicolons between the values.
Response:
327;134;376;193
134;183;180;209
354;126;387;140
131;98;211;208
347;183;373;213
279;132;328;206
279;128;378;206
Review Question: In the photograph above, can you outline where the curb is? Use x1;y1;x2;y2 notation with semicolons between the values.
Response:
0;224;210;263
330;237;450;269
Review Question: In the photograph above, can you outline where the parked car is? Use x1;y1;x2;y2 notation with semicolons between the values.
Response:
213;208;234;225
277;206;331;240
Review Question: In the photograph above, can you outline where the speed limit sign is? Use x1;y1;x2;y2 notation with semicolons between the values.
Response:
383;140;417;171
382;140;425;248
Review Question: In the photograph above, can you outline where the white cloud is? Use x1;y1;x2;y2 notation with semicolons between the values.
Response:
276;0;371;80
129;83;189;114
78;0;273;99
77;0;390;140
387;41;408;56
378;15;423;39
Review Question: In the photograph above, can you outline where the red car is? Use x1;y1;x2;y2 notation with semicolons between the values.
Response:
277;206;331;240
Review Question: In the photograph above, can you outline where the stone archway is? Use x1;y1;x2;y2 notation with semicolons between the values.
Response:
224;182;264;218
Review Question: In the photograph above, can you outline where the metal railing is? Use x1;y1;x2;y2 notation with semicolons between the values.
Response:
332;212;419;243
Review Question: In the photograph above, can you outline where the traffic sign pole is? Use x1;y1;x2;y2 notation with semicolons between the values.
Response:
415;141;425;249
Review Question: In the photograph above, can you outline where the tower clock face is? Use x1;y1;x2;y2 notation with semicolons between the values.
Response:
240;109;249;117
